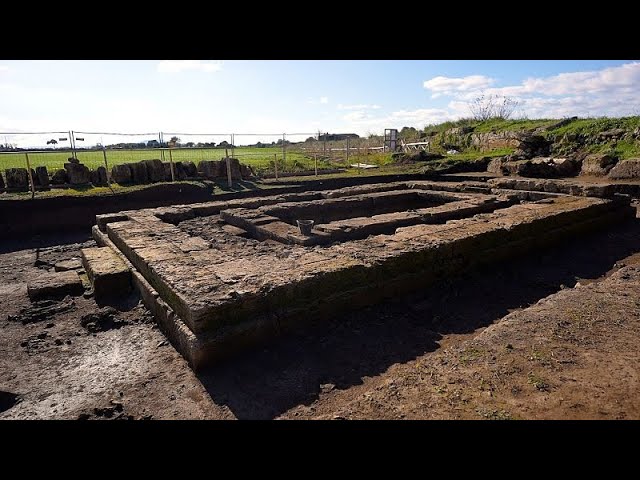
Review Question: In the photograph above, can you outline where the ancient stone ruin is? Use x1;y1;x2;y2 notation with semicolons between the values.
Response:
75;180;634;370
1;157;257;192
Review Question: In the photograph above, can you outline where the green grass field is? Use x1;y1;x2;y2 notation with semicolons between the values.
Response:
0;147;314;172
0;145;395;174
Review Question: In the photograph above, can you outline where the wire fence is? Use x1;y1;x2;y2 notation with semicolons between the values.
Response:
0;129;392;196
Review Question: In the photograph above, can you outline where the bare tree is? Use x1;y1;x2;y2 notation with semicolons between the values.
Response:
494;96;521;120
469;93;521;121
469;93;496;121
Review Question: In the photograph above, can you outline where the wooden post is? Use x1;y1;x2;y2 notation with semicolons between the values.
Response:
25;152;35;199
314;153;318;176
226;155;233;189
159;133;165;166
231;134;235;160
346;137;350;167
102;147;114;192
282;133;286;165
274;153;278;181
169;149;175;182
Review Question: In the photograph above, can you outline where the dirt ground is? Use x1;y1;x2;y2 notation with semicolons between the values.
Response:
1;204;639;420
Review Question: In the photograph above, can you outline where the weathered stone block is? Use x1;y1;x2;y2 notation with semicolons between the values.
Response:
580;154;618;176
608;159;640;180
143;159;164;183
51;169;68;185
174;162;188;180
486;157;504;175
183;161;198;178
35;166;49;188
130;162;148;184
227;158;242;180
54;259;83;272
5;168;29;190
198;160;223;179
81;247;132;302
96;213;130;232
64;162;91;184
90;166;108;186
240;163;255;179
27;271;83;301
111;164;132;184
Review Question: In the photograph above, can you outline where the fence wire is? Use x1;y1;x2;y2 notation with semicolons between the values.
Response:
0;130;393;195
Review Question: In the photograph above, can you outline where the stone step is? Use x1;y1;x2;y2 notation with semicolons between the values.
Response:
81;247;132;303
27;271;84;301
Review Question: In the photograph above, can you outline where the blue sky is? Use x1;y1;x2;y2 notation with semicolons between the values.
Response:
1;60;639;147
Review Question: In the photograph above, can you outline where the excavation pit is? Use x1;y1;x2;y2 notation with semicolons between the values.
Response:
92;181;636;370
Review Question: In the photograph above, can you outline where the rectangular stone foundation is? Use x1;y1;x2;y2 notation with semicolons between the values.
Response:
93;181;636;370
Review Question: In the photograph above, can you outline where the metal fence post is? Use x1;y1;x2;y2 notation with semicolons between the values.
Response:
346;137;350;167
231;134;235;159
159;132;165;165
168;149;175;182
102;147;114;192
282;133;286;165
69;130;76;159
226;154;233;188
314;153;318;177
274;153;278;181
25;152;35;199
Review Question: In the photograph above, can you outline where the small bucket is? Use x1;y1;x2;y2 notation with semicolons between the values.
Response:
297;219;314;235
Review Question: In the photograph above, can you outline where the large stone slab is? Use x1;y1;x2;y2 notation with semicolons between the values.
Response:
54;259;83;272
35;166;50;188
580;154;618;176
198;160;224;179
608;159;640;180
111;164;132;184
27;271;83;301
5;168;29;190
81;247;131;302
50;169;68;185
130;162;148;184
64;162;91;184
143;159;164;183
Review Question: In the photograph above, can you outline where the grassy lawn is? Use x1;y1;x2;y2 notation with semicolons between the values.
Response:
0;146;334;173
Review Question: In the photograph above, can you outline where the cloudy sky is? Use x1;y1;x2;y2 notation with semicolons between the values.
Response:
0;60;639;146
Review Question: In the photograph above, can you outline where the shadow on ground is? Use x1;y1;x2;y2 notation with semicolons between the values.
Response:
0;232;92;255
197;215;640;419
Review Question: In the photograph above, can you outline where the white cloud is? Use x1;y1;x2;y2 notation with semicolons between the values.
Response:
421;62;640;120
423;75;494;95
338;103;382;110
343;111;370;122
342;107;456;133
157;60;223;73
308;96;329;105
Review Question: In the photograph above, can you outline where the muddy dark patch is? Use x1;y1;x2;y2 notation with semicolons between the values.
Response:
80;307;129;333
77;401;150;420
0;391;20;413
7;297;76;324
